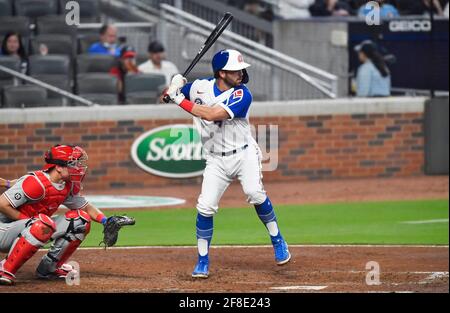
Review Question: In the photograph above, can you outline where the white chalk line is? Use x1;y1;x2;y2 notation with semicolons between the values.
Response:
70;244;449;251
419;271;449;284
267;271;450;292
270;285;328;291
400;218;449;224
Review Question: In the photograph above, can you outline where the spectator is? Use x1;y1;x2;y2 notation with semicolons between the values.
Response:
242;0;274;20
110;45;140;103
358;0;400;19
277;0;314;19
88;24;121;57
138;41;179;87
309;0;352;16
354;40;391;97
0;32;28;73
397;0;446;16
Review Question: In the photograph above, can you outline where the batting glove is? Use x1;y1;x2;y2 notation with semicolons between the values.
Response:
166;74;187;105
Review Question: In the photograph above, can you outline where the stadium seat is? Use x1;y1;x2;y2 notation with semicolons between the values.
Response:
0;0;13;17
30;74;71;106
14;0;58;19
77;73;118;105
0;56;20;90
125;74;166;104
76;54;116;74
78;93;118;105
30;35;75;57
0;16;31;37
2;85;48;108
126;92;160;105
28;55;70;76
59;0;100;22
36;15;77;37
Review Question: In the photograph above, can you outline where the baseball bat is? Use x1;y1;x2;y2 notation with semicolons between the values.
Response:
163;12;234;103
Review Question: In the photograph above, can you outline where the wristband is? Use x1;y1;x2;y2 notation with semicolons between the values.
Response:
5;180;11;189
179;99;194;113
96;214;107;225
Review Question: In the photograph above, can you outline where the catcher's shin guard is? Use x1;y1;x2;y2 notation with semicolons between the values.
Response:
36;210;90;279
0;215;56;285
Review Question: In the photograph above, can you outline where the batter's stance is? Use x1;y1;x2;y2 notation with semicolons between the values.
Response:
166;49;291;278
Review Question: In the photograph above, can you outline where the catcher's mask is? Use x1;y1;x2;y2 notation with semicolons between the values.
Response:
43;144;88;183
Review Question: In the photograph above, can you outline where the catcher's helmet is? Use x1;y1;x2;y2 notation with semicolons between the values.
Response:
43;144;88;183
212;49;250;83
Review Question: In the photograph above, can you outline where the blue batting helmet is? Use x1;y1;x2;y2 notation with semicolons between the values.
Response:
212;49;250;83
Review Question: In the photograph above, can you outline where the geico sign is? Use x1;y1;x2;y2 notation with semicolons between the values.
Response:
389;20;431;32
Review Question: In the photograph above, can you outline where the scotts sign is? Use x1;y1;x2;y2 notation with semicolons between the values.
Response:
131;125;206;178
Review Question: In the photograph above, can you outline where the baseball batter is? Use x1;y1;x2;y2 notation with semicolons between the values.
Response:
166;49;291;278
0;145;122;285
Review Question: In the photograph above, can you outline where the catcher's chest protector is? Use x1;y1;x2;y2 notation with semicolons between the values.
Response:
19;171;71;218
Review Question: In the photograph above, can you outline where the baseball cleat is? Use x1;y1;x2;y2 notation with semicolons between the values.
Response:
36;263;77;280
192;258;209;278
0;271;15;286
0;260;15;285
272;236;291;265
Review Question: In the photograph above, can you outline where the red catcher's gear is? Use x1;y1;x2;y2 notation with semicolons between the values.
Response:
56;210;91;268
42;145;88;183
22;176;45;201
1;216;56;280
30;214;57;241
19;171;72;218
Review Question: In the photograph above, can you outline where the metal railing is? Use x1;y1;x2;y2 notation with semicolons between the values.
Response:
124;0;274;46
0;65;98;107
159;4;338;100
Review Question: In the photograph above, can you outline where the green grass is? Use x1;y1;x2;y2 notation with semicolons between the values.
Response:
83;199;449;247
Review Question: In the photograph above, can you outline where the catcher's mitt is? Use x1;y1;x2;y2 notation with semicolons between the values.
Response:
100;215;135;248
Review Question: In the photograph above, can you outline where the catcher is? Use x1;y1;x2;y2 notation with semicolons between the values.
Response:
0;144;135;285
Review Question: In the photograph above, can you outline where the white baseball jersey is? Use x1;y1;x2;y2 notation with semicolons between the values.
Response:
181;77;256;155
181;77;267;216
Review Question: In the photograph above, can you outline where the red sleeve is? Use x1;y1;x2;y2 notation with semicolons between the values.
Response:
22;176;45;201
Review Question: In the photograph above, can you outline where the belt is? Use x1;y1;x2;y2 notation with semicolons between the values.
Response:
211;144;249;157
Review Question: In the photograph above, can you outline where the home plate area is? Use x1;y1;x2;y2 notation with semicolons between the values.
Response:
1;245;447;293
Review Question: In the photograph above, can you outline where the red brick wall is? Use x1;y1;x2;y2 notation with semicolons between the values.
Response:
0;112;424;189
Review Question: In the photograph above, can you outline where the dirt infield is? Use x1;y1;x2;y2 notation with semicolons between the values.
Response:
0;245;448;293
85;176;449;210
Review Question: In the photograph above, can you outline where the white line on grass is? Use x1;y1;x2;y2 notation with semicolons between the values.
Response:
400;219;449;224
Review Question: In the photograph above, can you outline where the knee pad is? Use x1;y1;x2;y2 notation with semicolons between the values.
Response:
64;210;91;240
27;214;56;244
